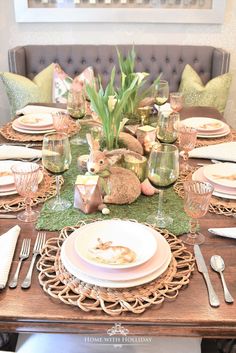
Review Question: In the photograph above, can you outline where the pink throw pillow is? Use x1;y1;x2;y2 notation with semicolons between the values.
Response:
52;64;95;104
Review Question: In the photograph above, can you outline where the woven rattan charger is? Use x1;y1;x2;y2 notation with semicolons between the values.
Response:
37;219;194;316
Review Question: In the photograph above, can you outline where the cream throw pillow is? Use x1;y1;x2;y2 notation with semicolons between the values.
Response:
0;63;54;116
179;64;232;113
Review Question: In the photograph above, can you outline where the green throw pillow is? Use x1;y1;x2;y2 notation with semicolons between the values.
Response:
179;64;232;113
0;63;54;116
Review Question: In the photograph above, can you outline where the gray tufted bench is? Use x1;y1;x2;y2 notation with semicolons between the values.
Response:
8;44;230;92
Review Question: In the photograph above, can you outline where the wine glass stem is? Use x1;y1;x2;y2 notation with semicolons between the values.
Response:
189;218;198;239
25;196;32;215
182;151;189;171
55;175;61;204
157;189;164;218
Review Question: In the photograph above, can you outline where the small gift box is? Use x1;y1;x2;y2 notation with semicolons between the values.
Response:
74;175;102;214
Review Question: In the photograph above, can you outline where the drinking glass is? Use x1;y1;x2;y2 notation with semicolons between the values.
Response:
67;89;86;119
182;180;214;245
52;111;69;133
153;80;169;107
67;89;86;145
42;132;72;211
170;92;184;112
146;143;179;228
178;125;198;172
137;106;152;125
156;111;180;143
11;162;41;222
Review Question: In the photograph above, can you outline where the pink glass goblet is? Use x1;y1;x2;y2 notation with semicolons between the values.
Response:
11;162;41;222
170;92;184;112
182;180;214;246
178;125;198;172
52;112;69;133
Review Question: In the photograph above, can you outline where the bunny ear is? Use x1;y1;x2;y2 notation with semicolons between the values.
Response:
86;133;94;150
86;133;100;151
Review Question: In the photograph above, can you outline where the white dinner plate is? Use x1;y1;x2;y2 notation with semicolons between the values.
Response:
12;122;55;135
203;163;236;189
197;125;230;138
181;118;230;138
74;220;157;269
17;113;53;128
0;161;15;186
13;119;54;132
192;167;236;200
182;117;226;132
61;224;172;288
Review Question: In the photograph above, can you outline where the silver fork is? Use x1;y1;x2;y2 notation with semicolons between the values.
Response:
9;238;31;289
21;232;46;289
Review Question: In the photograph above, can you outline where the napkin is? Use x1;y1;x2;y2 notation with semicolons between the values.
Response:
154;102;173;113
0;145;42;160
208;227;236;239
16;105;67;116
0;225;21;289
188;142;236;162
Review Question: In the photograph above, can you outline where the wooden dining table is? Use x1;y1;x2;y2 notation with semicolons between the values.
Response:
0;106;235;338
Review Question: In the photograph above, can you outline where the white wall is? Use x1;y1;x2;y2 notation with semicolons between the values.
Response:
0;0;235;127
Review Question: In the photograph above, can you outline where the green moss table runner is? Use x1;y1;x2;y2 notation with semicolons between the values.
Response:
36;135;190;236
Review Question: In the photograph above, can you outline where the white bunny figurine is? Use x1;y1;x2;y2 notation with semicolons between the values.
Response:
86;133;141;205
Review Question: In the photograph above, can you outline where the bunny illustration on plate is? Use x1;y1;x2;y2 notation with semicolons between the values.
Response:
89;238;137;265
86;133;141;205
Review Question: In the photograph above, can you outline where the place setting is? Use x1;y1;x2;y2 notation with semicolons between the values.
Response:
180;117;234;146
0;109;79;142
37;219;194;315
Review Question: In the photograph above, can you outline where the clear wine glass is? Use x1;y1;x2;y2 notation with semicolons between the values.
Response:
153;80;169;107
178;124;198;172
42;132;72;211
11;162;41;222
67;89;86;145
156;111;180;143
146;143;179;228
182;180;214;245
170;92;184;112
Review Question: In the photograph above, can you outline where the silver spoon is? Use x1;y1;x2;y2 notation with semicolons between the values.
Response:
210;255;234;304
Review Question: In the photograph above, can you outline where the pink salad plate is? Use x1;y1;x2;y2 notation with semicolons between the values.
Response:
192;167;236;200
60;224;172;288
73;219;158;270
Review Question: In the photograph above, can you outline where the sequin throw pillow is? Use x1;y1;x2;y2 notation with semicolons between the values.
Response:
0;63;54;116
53;64;95;103
179;64;232;113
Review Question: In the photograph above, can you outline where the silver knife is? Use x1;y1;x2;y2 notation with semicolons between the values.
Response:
194;245;220;307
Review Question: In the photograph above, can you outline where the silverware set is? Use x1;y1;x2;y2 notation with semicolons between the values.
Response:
9;232;46;289
194;245;234;307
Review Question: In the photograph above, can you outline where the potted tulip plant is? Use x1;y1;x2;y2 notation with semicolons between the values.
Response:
86;67;139;150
